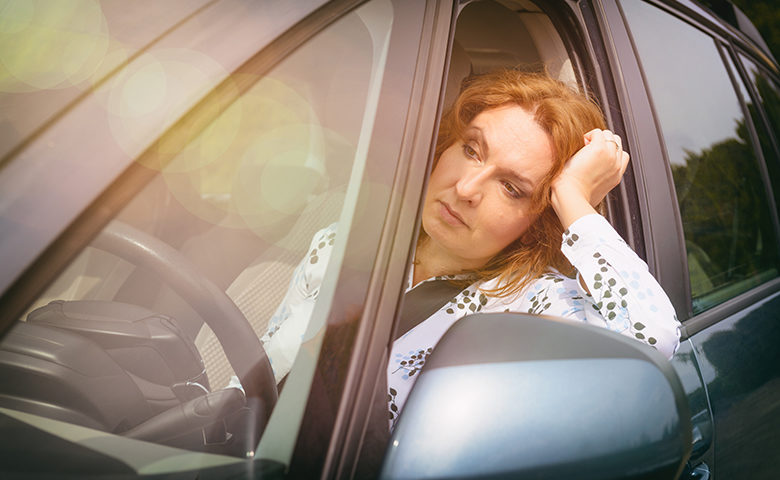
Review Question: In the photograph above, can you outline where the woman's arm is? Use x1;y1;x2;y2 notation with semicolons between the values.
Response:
549;129;679;358
261;224;336;382
560;214;681;358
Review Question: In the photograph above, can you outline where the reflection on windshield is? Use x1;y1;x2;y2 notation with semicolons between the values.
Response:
0;0;384;472
0;0;214;161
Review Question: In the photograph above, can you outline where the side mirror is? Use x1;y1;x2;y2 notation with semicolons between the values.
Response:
381;313;692;479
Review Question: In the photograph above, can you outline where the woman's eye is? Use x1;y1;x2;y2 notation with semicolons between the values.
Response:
462;143;479;161
502;181;523;199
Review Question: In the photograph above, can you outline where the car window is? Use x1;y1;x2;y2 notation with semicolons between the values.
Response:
620;0;780;313
738;54;780;210
0;0;394;475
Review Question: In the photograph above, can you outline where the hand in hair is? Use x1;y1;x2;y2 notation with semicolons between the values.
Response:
549;128;630;229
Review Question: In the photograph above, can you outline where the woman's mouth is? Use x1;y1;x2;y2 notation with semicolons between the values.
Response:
439;201;467;227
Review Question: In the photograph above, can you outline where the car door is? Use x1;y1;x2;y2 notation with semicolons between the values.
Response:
602;1;780;478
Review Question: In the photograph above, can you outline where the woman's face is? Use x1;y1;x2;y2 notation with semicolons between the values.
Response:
422;104;554;270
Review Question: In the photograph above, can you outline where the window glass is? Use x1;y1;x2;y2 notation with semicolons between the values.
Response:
621;0;780;313
0;0;392;474
739;54;780;210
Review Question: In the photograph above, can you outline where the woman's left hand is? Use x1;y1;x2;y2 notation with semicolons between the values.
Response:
550;129;630;228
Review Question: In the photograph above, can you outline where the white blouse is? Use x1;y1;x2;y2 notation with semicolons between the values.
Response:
261;214;681;430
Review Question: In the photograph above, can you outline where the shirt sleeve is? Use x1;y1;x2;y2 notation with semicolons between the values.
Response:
261;224;336;382
560;214;681;358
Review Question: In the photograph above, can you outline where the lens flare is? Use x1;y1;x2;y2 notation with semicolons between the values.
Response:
107;48;229;161
120;61;167;118
155;75;356;247
0;0;109;92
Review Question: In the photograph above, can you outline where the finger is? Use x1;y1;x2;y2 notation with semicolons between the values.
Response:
613;135;623;160
584;128;603;137
583;128;602;145
600;130;620;150
619;151;630;176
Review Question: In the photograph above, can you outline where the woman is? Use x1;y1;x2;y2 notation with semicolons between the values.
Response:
262;69;681;427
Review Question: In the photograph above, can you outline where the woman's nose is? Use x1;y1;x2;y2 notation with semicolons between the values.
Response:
455;166;491;204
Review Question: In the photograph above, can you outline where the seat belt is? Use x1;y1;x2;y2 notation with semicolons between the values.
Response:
394;279;463;340
352;280;463;476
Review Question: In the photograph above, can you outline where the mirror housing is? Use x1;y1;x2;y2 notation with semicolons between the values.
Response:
381;313;691;479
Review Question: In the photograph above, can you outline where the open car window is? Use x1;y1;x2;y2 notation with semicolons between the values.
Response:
448;0;579;104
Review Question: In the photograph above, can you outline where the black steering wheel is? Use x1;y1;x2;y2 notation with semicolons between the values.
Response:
94;220;278;443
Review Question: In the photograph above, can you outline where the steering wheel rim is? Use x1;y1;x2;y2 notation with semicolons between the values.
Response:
94;220;278;441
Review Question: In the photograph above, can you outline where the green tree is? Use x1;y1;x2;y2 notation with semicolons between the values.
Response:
671;113;779;302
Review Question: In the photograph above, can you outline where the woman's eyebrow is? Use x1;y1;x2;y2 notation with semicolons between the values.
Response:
464;126;490;159
497;166;534;191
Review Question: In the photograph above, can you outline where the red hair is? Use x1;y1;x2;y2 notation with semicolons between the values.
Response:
432;69;607;297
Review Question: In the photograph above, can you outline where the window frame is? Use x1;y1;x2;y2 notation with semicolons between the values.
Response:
579;0;650;259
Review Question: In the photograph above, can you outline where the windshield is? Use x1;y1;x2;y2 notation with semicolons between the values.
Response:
0;0;395;475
